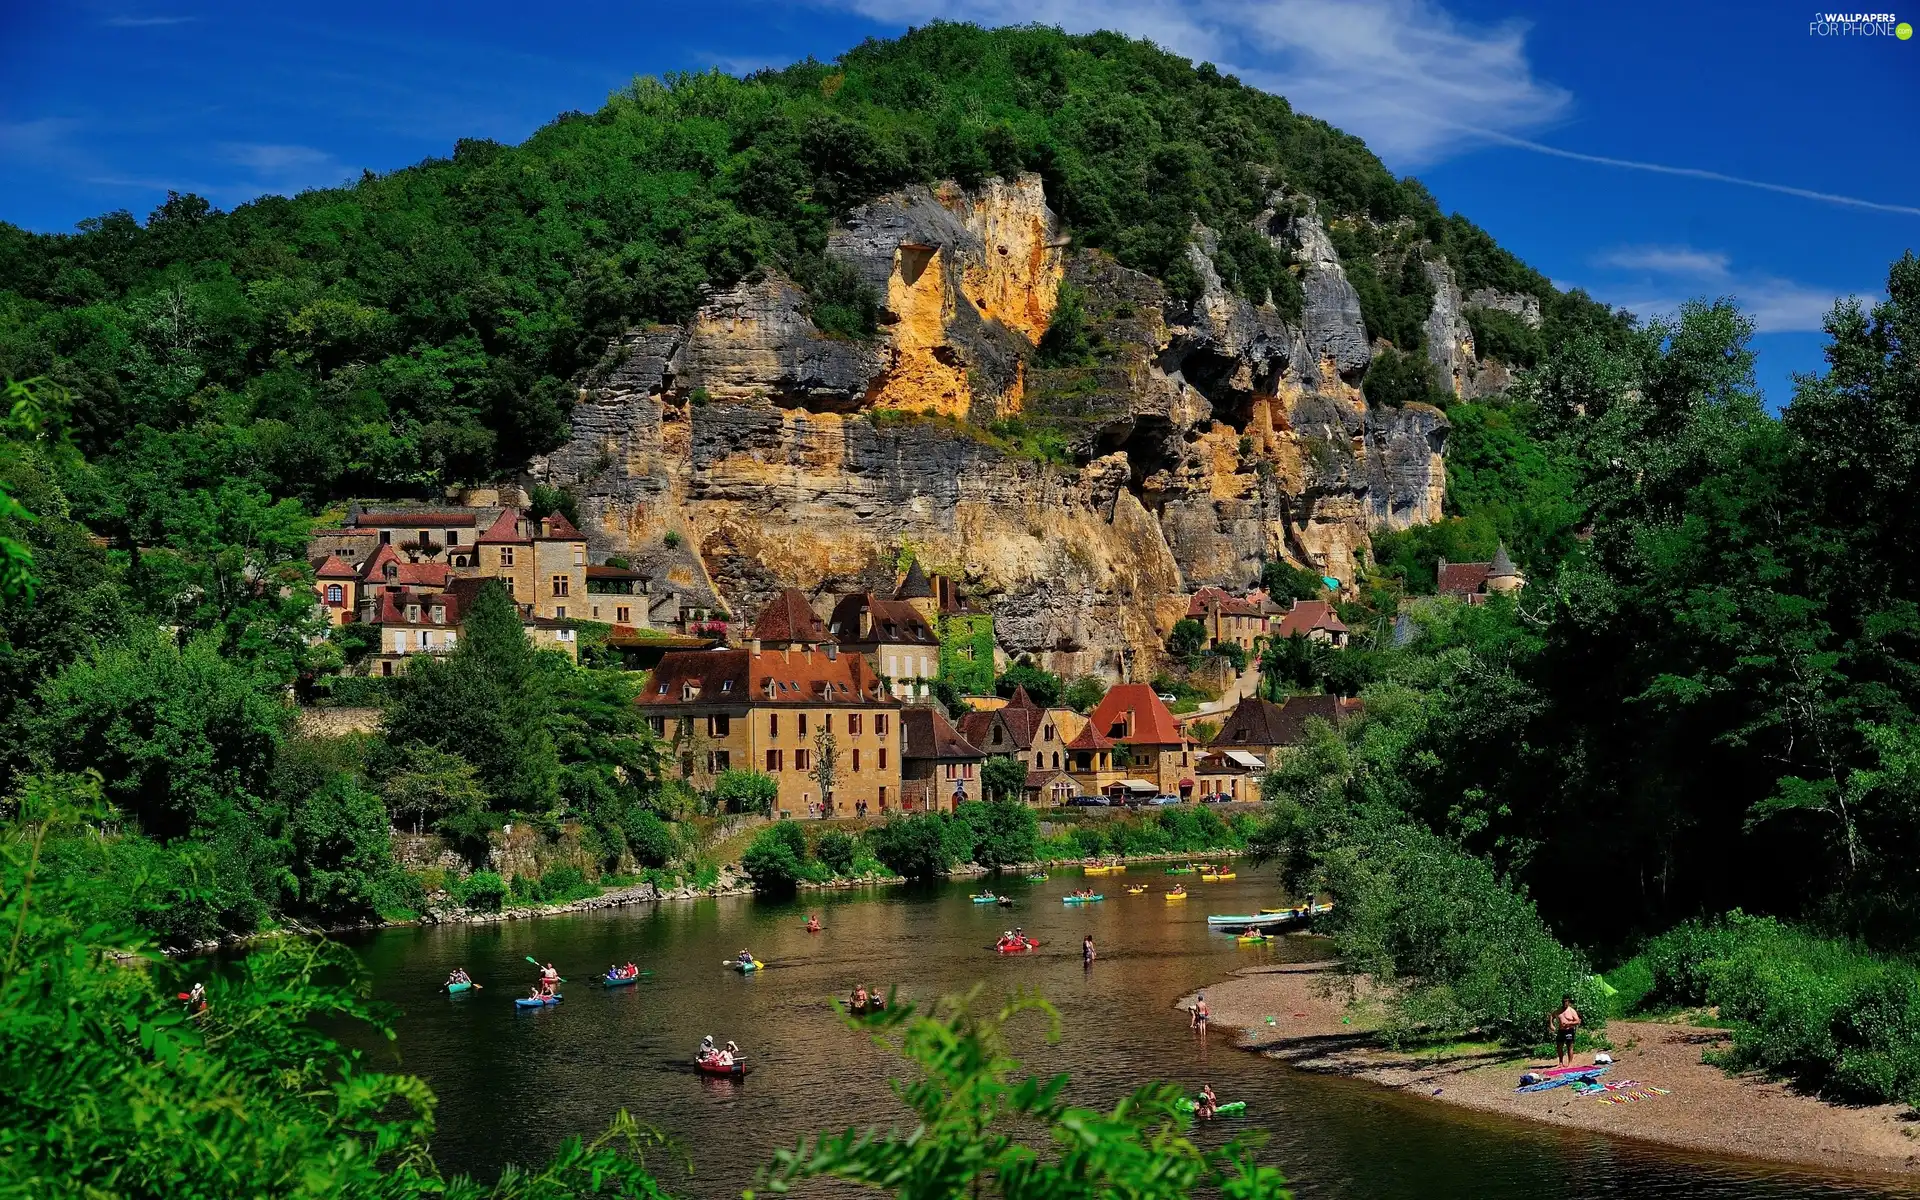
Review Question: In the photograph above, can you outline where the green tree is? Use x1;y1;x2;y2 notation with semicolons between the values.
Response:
994;661;1062;708
813;726;840;807
383;580;558;812
981;756;1028;802
865;813;961;880
286;777;412;920
741;821;810;895
1061;674;1106;713
816;829;859;875
382;746;488;835
956;799;1038;866
712;768;778;815
1166;619;1207;662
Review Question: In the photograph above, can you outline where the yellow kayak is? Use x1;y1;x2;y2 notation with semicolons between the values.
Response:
1164;889;1188;901
1201;872;1237;882
1084;865;1113;876
1126;885;1147;894
1236;933;1270;945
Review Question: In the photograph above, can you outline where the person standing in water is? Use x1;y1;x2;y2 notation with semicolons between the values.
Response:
1190;991;1210;1036
1552;993;1582;1065
1083;934;1096;967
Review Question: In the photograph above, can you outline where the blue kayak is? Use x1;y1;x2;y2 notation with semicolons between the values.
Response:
515;993;563;1009
603;972;641;987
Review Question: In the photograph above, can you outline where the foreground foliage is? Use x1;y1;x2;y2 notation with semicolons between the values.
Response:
756;991;1289;1198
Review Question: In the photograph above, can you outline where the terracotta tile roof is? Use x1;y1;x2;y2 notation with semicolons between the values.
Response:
315;556;359;579
1209;694;1362;749
586;564;646;580
535;512;584;540
901;707;985;761
637;646;895;707
356;511;476;528
1273;600;1348;639
310;528;376;538
1065;723;1115;751
1087;683;1186;747
360;590;462;628
478;509;527;544
1186;586;1262;618
826;594;938;647
752;588;831;644
1437;560;1494;597
358;544;452;588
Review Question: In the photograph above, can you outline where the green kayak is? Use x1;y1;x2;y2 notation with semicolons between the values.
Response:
1177;1098;1246;1116
446;980;473;994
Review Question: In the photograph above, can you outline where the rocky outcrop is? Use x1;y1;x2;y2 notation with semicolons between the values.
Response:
541;174;1450;677
1424;258;1477;398
1466;287;1543;329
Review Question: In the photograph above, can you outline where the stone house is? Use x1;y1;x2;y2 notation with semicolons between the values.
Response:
1208;693;1364;760
637;644;903;820
1193;750;1264;802
1186;586;1268;652
899;706;984;812
1085;683;1199;800
826;592;940;702
956;686;1085;804
1436;543;1525;604
1063;723;1126;799
1271;599;1350;647
751;588;833;648
584;563;647;626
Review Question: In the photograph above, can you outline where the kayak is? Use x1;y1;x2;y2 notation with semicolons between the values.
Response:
1177;1098;1247;1116
1025;873;1048;882
995;938;1039;953
1165;890;1188;901
446;980;473;994
695;1056;746;1078
1165;866;1196;875
603;971;641;987
971;894;999;903
1062;894;1104;904
1126;886;1148;894
997;897;1015;907
515;993;562;1009
727;958;764;973
1200;872;1237;882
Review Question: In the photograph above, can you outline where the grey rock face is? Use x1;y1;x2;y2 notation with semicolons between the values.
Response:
1285;200;1371;375
1365;403;1449;530
1423;258;1475;397
678;273;885;408
1465;288;1543;329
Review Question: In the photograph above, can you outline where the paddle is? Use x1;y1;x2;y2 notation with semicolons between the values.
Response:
524;955;567;983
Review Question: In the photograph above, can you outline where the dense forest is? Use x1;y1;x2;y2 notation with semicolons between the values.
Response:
7;19;1920;1186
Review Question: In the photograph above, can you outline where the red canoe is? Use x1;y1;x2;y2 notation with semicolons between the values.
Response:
695;1056;746;1078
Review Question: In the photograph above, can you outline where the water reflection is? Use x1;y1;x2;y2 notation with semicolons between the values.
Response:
342;874;1918;1199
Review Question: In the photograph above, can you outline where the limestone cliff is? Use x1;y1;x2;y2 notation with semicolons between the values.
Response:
539;174;1452;678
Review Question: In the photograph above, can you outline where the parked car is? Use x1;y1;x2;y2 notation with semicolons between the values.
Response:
1065;795;1110;807
1200;792;1235;804
1147;794;1182;806
1156;692;1178;703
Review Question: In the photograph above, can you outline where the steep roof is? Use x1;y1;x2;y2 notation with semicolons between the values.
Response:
359;543;451;588
1489;542;1519;578
1272;599;1348;639
825;593;938;647
894;558;932;600
901;707;985;761
752;588;831;644
1065;723;1115;751
1436;559;1495;598
315;556;359;579
1187;585;1263;619
637;645;895;707
1210;694;1362;749
1087;683;1185;746
359;590;462;628
1002;684;1039;713
478;508;528;544
534;512;583;540
355;511;476;528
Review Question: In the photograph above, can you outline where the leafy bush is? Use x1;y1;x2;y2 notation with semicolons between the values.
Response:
866;813;962;880
1361;346;1450;410
981;756;1028;802
741;821;810;894
711;768;778;815
955;800;1038;867
1465;307;1542;368
816;829;858;875
995;661;1063;708
621;808;677;868
1603;956;1655;1017
453;869;507;911
314;670;390;706
536;865;595;903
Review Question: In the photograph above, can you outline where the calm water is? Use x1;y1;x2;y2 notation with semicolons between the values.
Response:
341;873;1917;1199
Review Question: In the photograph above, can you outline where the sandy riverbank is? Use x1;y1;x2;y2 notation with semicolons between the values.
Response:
1182;961;1920;1180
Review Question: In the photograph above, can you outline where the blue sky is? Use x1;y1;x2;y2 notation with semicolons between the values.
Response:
4;0;1915;405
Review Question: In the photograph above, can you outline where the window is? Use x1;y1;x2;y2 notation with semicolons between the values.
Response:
720;680;733;693
707;750;730;773
769;713;779;738
325;584;343;604
382;661;393;676
879;786;888;806
380;531;391;545
335;547;354;558
574;550;585;566
876;714;888;737
555;606;566;619
657;683;668;694
1052;752;1060;769
552;575;570;597
448;531;460;546
849;713;862;736
944;763;956;780
766;748;783;772
795;749;811;771
384;563;398;581
592;605;601;619
852;749;861;771
824;713;833;734
616;606;630;623
707;715;730;737
798;714;808;737
500;547;514;566
878;748;887;770
648;715;665;735
431;606;445;624
406;604;420;623
420;630;432;648
1034;753;1042;767
1045;724;1056;741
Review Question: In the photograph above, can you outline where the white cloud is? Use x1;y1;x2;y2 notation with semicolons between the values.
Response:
1585;244;1867;334
809;0;1569;165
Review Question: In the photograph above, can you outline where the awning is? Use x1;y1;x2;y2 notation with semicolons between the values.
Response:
1118;779;1156;794
1224;751;1265;769
1177;777;1195;788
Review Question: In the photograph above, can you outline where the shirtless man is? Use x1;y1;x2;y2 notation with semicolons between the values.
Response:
1190;991;1211;1036
1552;993;1583;1065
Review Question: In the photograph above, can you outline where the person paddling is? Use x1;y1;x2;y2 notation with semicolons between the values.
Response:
185;981;208;1015
852;984;869;1013
538;962;559;995
1552;993;1582;1065
806;914;821;932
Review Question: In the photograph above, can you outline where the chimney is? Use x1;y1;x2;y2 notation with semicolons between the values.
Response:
825;643;838;661
751;637;762;656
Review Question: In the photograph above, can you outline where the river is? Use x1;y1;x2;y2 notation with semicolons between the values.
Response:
342;872;1915;1199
